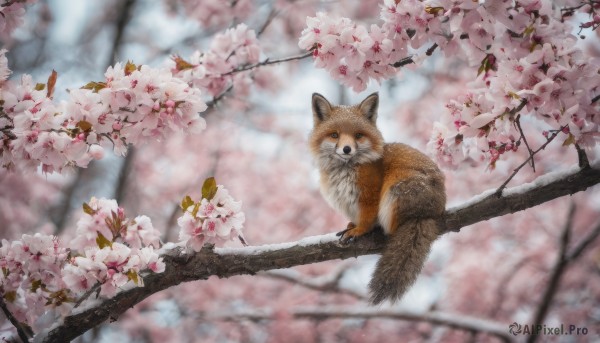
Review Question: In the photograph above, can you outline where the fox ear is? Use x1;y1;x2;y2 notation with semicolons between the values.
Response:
359;92;379;123
312;93;332;122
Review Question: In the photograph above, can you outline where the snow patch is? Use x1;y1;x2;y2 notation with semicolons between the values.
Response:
215;232;338;256
448;164;583;212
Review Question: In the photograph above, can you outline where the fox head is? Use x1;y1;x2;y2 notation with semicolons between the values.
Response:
309;92;384;167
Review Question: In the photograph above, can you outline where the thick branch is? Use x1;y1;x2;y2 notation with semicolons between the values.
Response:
202;307;513;342
446;165;600;232
42;165;600;342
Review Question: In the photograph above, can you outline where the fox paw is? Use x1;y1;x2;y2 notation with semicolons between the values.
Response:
336;222;358;244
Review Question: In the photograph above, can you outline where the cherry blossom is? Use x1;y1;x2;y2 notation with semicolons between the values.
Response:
0;1;598;341
1;61;207;173
300;0;600;167
0;197;169;331
171;23;262;97
0;0;37;38
0;49;9;83
178;179;245;252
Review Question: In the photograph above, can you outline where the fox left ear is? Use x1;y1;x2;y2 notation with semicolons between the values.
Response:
312;93;332;123
359;92;379;123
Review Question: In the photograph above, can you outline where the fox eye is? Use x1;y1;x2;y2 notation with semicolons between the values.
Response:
330;132;339;139
355;133;363;139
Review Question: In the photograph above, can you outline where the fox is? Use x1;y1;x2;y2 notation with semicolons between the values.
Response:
309;92;446;305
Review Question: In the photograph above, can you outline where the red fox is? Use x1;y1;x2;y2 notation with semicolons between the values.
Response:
309;92;446;305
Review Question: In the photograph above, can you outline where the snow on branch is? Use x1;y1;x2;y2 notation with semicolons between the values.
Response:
40;165;600;343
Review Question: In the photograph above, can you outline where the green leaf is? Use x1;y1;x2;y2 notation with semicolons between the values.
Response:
202;177;218;201
562;133;575;146
507;91;520;100
31;279;43;292
77;120;93;132
181;195;194;212
82;202;96;215
47;69;57;98
124;61;137;75
191;203;200;217
424;5;444;16
126;270;139;285
172;55;195;71
96;232;112;249
35;83;46;91
4;291;16;302
81;81;107;93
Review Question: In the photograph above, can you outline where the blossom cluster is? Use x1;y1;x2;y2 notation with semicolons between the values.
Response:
299;0;600;168
65;197;165;298
0;234;70;327
0;22;266;175
298;12;397;92
0;60;207;173
0;176;245;333
0;0;37;38
0;198;165;331
178;177;246;252
171;23;261;97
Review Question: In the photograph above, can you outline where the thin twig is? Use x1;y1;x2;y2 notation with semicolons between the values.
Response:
204;85;234;110
0;297;31;343
202;307;513;342
526;203;575;343
574;144;589;169
426;43;439;56
74;282;102;308
391;56;415;68
262;264;366;300
567;220;600;262
495;125;567;197
256;7;279;37
221;51;312;76
514;113;535;172
490;256;534;318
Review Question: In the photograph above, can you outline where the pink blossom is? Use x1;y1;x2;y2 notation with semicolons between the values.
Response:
0;49;10;83
177;184;245;252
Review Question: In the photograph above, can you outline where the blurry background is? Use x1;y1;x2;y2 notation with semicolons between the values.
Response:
1;0;599;342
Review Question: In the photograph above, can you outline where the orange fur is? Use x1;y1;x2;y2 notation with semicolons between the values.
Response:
309;92;446;304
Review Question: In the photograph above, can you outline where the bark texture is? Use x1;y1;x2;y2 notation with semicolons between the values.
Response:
42;166;600;343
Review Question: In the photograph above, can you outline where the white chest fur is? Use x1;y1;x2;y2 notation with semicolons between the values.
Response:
320;165;359;222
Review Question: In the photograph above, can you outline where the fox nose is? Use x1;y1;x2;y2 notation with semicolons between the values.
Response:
343;146;352;154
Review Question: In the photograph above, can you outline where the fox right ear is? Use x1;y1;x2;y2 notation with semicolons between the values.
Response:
312;93;332;122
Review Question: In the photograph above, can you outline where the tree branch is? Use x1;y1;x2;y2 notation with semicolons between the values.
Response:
494;125;566;196
448;165;599;232
514;113;535;172
262;264;366;300
221;51;312;76
567;220;600;262
201;306;513;342
0;297;31;343
41;165;600;342
526;203;574;343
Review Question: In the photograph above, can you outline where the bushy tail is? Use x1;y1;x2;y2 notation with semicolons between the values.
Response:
368;218;438;305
